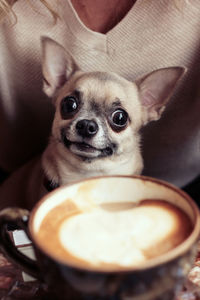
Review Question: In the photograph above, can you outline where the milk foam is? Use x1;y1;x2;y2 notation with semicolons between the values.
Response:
59;205;176;267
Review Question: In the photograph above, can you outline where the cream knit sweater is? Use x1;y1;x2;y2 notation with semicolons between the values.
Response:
0;0;199;187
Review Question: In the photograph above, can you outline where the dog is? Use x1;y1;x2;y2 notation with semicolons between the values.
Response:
0;37;185;210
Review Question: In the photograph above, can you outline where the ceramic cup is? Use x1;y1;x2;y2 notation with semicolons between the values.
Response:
0;175;199;300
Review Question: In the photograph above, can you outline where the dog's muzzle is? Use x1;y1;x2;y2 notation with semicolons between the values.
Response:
61;128;116;160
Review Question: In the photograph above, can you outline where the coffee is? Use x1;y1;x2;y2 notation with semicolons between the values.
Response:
0;176;199;300
34;198;192;271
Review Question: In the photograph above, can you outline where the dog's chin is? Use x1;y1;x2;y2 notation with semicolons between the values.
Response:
62;136;115;160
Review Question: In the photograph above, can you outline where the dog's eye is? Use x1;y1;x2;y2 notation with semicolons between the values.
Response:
110;109;128;131
60;96;79;119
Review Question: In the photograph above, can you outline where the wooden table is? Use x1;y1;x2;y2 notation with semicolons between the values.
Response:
1;251;200;300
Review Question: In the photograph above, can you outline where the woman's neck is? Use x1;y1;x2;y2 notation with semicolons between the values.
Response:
70;0;137;33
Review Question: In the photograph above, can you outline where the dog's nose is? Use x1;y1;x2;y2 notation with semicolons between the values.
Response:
76;119;98;138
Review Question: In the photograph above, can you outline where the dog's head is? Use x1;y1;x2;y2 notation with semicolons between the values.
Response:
41;37;185;177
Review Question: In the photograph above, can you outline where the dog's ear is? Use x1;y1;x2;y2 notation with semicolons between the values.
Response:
136;67;186;124
41;37;79;97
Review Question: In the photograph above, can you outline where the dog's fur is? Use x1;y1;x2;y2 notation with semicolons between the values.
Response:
0;38;185;210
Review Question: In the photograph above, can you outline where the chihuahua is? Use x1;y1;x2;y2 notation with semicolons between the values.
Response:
0;37;185;209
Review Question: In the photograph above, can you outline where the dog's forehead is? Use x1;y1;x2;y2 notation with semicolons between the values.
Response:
74;72;133;100
56;71;139;115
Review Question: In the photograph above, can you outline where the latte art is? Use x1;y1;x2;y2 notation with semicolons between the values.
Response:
36;199;192;271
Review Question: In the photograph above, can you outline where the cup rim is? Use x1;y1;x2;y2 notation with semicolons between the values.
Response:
29;175;200;273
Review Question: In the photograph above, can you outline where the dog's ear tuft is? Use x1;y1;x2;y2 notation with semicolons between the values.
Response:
136;67;186;123
41;37;79;97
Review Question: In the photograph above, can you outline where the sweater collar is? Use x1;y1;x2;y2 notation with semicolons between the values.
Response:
58;0;144;52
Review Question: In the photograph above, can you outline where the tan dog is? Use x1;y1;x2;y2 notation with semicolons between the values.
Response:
0;38;185;210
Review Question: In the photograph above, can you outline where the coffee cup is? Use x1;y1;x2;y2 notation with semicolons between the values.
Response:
0;175;199;300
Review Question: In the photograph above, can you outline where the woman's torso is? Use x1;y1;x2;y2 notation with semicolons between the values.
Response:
0;0;199;186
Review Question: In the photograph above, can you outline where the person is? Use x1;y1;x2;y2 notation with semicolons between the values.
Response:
0;0;200;200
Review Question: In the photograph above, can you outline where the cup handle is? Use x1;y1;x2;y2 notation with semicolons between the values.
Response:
0;207;41;280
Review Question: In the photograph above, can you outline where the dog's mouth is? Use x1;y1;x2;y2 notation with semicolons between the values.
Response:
61;133;115;159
